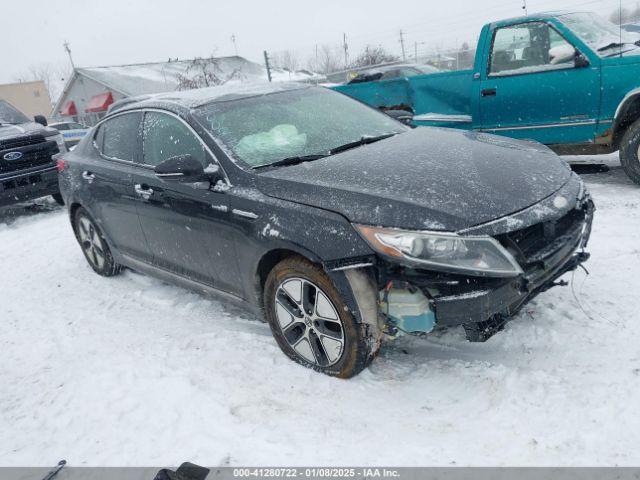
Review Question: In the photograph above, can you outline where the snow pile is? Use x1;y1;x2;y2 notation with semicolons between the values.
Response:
0;154;639;466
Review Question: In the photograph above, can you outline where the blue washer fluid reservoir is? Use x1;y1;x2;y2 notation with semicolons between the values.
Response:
379;287;436;334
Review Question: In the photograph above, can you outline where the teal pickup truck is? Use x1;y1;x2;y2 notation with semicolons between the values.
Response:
334;11;640;185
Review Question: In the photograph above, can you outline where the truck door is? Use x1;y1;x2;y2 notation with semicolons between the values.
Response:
477;21;599;145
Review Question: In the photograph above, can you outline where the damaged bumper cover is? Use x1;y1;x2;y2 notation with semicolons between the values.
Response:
435;197;594;327
434;250;589;327
333;194;595;338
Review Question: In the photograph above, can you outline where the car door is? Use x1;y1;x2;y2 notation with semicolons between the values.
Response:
478;21;600;144
81;112;149;260
132;110;243;294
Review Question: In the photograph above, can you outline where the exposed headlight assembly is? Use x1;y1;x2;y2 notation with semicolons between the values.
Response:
354;225;523;277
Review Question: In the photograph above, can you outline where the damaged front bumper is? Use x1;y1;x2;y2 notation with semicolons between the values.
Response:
334;196;595;341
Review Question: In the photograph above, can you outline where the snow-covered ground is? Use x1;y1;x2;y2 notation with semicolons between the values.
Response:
1;155;639;467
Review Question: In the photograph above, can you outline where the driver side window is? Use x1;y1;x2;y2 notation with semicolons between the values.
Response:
489;22;576;76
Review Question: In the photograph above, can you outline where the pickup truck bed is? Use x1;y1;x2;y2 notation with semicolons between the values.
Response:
334;70;473;128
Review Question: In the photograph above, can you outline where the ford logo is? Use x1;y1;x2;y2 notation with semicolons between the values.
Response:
3;151;23;161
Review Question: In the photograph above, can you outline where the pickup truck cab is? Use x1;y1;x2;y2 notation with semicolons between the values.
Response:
334;11;640;185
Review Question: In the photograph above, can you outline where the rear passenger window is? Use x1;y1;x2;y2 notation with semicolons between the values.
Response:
142;112;206;166
100;112;141;161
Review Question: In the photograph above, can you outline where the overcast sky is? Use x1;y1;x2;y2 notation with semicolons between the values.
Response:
2;0;624;88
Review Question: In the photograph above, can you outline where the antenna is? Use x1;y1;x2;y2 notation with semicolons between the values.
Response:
522;0;528;15
63;40;75;69
620;0;623;57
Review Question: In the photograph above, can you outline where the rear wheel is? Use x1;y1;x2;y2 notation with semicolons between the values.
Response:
73;208;122;276
264;256;379;378
619;118;640;185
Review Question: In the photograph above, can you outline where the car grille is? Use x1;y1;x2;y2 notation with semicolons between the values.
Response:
498;206;587;273
0;135;58;174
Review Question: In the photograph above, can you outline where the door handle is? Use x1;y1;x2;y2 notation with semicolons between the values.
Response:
81;171;95;182
481;88;497;97
134;183;154;199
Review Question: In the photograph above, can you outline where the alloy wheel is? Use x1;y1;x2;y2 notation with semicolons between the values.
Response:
274;277;345;367
77;215;106;270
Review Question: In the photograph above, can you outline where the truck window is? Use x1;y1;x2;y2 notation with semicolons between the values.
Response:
489;22;576;76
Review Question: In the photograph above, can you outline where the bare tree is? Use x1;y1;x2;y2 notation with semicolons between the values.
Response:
14;62;70;102
317;44;342;74
273;50;300;71
352;45;399;67
176;56;245;90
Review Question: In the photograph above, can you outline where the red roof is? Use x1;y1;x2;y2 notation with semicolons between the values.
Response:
85;92;114;113
60;101;77;116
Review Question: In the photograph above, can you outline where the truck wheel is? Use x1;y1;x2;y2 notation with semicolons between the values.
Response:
73;207;122;277
264;256;379;378
619;119;640;185
51;193;65;205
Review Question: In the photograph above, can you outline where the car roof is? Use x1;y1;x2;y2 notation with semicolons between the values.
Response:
112;82;311;114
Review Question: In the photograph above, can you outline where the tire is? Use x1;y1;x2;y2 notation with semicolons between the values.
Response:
51;193;65;205
264;256;379;378
619;118;640;185
73;207;122;277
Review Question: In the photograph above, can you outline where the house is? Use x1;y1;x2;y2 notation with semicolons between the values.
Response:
52;56;324;125
0;80;52;119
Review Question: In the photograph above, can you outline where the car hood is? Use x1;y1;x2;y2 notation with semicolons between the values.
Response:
0;122;56;141
257;127;573;232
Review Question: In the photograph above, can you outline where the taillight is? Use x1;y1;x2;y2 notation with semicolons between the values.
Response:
56;159;67;172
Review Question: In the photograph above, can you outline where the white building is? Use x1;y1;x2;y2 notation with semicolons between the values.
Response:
52;56;323;125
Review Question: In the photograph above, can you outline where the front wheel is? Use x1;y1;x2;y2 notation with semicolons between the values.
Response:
264;256;379;378
619;118;640;185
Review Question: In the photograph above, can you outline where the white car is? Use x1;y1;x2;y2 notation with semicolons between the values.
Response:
49;121;89;148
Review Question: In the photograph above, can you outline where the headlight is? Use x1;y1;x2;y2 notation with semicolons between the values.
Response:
354;225;523;277
52;133;67;153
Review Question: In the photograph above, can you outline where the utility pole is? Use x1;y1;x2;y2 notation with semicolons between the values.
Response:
414;42;418;62
63;41;75;70
315;44;319;72
263;50;272;82
231;34;238;56
522;0;528;15
342;33;349;68
399;30;406;61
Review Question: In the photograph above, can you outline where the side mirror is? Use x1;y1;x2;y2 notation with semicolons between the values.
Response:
575;50;590;68
385;109;414;126
34;115;48;127
155;154;208;183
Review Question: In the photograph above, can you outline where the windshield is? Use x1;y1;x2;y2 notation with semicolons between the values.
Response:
561;12;640;56
193;87;407;168
0;99;30;124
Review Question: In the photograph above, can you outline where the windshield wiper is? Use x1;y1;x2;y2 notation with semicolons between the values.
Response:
253;154;328;169
329;133;397;155
252;132;399;170
597;40;640;52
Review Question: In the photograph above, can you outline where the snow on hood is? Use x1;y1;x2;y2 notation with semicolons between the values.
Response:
258;127;572;232
0;122;57;141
